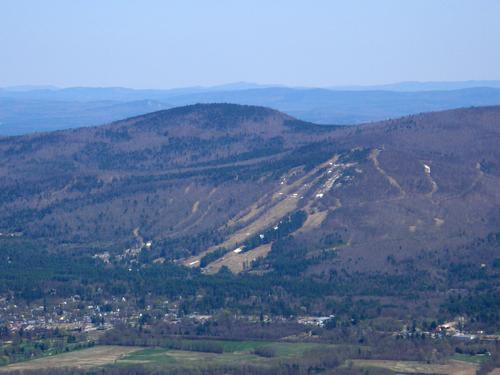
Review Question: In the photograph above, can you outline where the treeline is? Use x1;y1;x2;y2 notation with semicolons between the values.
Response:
199;210;307;268
0;244;438;319
0;363;392;375
101;319;497;364
241;211;307;253
1;236;497;325
200;248;227;268
0;335;95;367
441;291;500;330
100;319;306;344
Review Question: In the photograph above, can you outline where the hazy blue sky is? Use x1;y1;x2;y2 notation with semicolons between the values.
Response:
1;0;499;88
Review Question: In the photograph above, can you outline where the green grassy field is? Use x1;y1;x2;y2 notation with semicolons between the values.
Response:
451;353;490;364
0;338;336;372
2;339;488;374
114;339;334;369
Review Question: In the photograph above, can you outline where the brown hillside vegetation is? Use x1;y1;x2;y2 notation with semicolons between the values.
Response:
0;104;499;274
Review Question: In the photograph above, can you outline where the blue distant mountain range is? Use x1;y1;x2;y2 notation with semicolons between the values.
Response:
1;81;500;135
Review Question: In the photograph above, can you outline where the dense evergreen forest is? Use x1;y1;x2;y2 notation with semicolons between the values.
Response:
1;237;498;331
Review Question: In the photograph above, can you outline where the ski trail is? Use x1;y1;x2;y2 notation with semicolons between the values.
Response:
369;149;406;197
184;154;341;269
422;162;438;197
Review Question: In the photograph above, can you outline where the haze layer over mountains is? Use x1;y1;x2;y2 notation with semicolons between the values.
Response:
2;81;500;135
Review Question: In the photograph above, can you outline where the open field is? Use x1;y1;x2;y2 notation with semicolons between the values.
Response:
0;340;335;372
451;353;491;364
0;345;141;372
352;359;479;375
204;243;272;273
116;348;270;369
0;339;496;374
115;340;334;369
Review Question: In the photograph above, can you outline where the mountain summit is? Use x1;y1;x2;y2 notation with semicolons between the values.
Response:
0;104;498;275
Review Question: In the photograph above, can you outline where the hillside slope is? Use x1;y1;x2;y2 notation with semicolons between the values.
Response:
0;104;499;275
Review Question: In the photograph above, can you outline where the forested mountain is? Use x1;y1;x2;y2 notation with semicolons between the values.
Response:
1;102;499;375
1;103;498;277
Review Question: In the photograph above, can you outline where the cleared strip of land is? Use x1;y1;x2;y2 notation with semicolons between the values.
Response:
0;345;141;372
352;359;478;375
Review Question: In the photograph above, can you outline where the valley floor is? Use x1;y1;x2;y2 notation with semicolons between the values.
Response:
0;342;491;374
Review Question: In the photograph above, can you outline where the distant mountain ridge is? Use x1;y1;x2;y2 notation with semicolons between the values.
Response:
2;83;500;135
329;80;500;91
0;97;171;135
